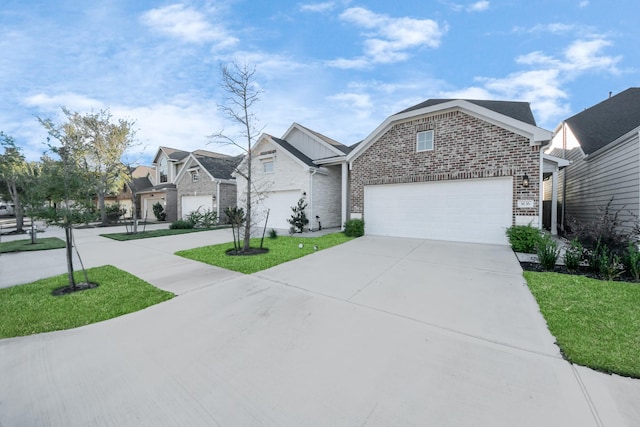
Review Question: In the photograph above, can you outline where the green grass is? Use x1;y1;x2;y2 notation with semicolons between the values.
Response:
101;226;229;241
0;237;66;254
176;233;355;274
524;271;640;378
0;265;174;339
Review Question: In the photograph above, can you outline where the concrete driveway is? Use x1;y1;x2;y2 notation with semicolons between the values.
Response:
1;231;639;426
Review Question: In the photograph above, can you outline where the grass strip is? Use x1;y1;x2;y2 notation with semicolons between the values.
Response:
0;237;66;254
524;271;640;378
0;265;174;339
101;226;229;241
176;233;354;274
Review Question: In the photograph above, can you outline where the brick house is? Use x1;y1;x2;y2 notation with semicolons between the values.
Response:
345;99;566;245
139;147;241;222
174;150;242;223
236;123;352;232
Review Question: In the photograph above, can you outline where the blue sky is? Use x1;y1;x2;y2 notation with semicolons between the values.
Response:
1;0;637;163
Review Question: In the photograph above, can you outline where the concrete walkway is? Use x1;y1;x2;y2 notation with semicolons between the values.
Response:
0;231;639;426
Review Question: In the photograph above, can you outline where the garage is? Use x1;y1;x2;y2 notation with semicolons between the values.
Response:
363;177;513;245
254;190;301;231
181;195;213;219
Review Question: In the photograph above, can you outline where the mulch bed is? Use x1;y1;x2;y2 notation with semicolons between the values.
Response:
226;248;269;256
519;261;638;283
52;282;99;296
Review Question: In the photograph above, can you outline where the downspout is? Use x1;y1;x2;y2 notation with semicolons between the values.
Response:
309;168;317;231
538;141;544;230
216;180;221;222
561;123;567;232
341;161;348;231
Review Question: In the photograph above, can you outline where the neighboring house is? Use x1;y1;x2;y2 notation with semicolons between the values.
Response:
95;165;154;220
174;150;242;222
139;146;240;222
547;88;640;233
236;123;353;232
345;99;564;245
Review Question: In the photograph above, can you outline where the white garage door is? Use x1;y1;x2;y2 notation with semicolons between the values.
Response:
364;177;513;245
255;190;301;230
182;195;213;219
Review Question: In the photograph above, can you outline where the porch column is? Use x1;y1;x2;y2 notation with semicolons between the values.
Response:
551;170;558;235
341;162;348;230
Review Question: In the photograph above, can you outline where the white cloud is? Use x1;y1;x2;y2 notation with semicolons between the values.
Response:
579;1;589;8
140;4;238;48
468;1;490;12
330;7;446;67
299;2;336;13
442;35;621;127
325;57;370;69
23;93;105;113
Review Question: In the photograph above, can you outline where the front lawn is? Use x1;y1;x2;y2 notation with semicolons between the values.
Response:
524;271;640;378
0;237;66;254
176;233;354;274
0;265;174;339
101;226;229;241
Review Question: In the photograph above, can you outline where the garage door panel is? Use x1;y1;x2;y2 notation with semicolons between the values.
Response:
364;178;512;245
182;195;213;219
255;190;301;230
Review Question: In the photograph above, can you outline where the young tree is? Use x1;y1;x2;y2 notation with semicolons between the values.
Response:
209;62;263;252
61;108;136;225
0;133;28;232
38;117;97;291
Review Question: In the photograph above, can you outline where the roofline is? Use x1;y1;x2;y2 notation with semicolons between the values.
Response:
542;153;570;168
282;122;346;157
583;125;640;159
235;134;320;173
174;154;216;183
346;100;553;162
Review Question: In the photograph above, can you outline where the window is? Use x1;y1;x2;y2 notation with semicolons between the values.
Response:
159;158;168;183
263;160;274;173
192;172;199;183
416;130;434;152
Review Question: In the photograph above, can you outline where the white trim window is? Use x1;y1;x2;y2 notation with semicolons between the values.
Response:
192;172;200;183
263;160;274;173
416;130;434;152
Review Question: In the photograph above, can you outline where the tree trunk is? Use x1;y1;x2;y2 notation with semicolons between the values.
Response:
243;155;251;251
8;181;24;232
98;191;106;225
64;225;76;289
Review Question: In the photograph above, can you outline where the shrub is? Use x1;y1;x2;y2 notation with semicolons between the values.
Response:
597;246;623;281
567;198;633;256
623;242;640;282
563;238;583;272
537;234;559;271
169;220;194;229
185;208;218;228
344;219;365;237
288;198;309;233
268;228;278;239
506;225;542;253
152;202;166;221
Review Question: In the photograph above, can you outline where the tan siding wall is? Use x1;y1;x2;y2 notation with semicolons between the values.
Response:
311;165;342;229
563;134;640;230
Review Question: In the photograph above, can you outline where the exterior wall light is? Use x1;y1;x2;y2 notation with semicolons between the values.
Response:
522;174;530;188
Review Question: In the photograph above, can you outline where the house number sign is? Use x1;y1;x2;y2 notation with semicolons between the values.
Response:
517;199;535;208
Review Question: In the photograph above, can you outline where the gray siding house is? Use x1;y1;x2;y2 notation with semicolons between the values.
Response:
548;88;640;232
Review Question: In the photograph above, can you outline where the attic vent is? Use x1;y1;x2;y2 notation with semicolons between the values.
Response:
415;123;434;132
260;149;276;156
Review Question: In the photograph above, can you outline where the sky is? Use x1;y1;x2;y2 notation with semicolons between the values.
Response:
1;0;638;164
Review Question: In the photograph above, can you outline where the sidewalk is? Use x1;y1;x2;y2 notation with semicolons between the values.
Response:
0;225;243;294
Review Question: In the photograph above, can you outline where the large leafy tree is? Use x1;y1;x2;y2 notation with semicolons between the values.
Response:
210;62;262;252
58;108;136;225
0;132;28;232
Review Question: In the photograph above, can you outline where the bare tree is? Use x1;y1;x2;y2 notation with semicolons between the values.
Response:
209;62;263;252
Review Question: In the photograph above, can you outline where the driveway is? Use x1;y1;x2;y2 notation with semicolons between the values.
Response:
1;232;639;426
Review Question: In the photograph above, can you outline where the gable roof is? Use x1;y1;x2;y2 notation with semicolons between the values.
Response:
271;137;317;167
130;176;153;192
194;154;242;180
293;123;352;154
152;146;190;164
347;98;552;162
399;99;537;126
565;88;640;155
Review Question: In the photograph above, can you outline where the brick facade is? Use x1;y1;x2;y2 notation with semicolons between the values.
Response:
350;110;540;225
